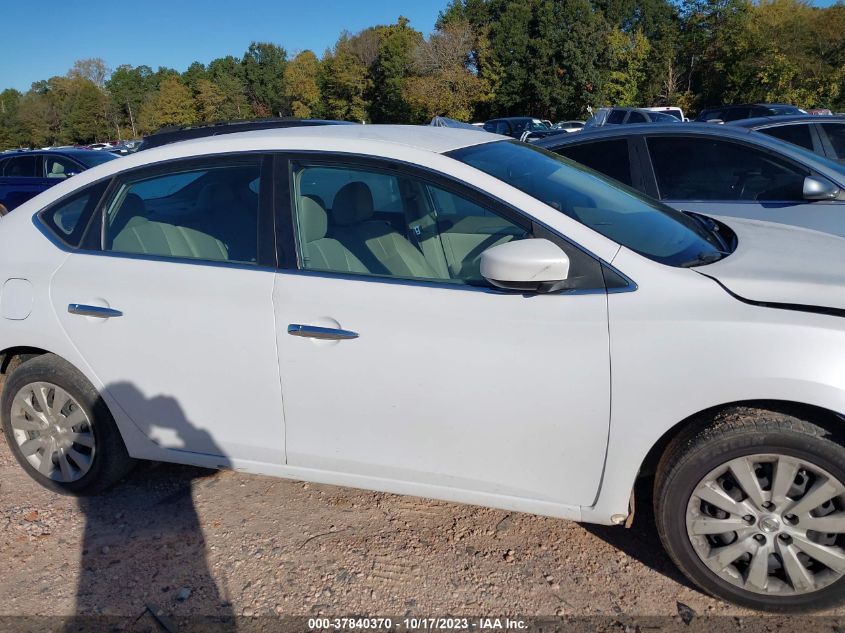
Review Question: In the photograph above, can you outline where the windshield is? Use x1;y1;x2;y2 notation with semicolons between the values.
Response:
74;152;118;168
447;140;730;267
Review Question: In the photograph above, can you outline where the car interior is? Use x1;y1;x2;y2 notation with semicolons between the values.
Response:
647;137;807;201
106;164;261;263
294;165;527;283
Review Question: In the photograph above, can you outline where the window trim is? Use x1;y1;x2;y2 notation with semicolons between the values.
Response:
83;152;276;269
42;154;85;179
756;122;823;155
275;151;621;294
643;134;814;203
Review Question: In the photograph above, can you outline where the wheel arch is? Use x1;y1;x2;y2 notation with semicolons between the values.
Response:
638;399;845;482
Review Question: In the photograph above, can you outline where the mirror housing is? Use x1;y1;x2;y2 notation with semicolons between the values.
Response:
803;176;839;201
480;238;570;293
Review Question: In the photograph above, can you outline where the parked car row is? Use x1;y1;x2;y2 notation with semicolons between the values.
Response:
1;121;845;613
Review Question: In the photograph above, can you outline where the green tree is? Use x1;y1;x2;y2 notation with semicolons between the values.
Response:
0;89;25;148
285;50;322;118
242;42;287;116
319;36;372;121
598;28;652;106
106;65;154;138
138;76;198;133
368;17;424;123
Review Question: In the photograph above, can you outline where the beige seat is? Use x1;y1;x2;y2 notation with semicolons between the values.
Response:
47;162;67;179
330;182;436;278
110;194;229;261
298;196;367;274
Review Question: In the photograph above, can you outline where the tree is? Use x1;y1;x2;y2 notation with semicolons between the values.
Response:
242;42;287;116
598;28;652;106
319;36;372;122
404;21;487;120
138;77;197;133
368;17;424;123
63;77;111;142
69;58;110;89
285;51;322;118
107;65;154;138
0;89;25;148
195;79;227;122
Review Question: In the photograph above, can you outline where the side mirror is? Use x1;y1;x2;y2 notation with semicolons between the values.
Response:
480;238;570;293
803;176;839;201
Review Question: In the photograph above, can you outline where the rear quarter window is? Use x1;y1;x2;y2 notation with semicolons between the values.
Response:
39;180;111;247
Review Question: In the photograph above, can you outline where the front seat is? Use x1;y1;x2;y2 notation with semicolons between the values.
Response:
298;196;367;274
330;182;436;278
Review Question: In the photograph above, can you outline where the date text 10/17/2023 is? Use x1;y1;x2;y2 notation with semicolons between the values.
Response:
307;617;529;631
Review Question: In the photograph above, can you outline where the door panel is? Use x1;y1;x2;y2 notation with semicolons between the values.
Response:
51;255;284;463
274;274;609;505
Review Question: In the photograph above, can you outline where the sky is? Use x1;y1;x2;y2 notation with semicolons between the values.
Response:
0;0;445;92
1;0;840;92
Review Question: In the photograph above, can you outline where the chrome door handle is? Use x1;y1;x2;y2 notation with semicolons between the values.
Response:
68;304;123;318
287;324;358;340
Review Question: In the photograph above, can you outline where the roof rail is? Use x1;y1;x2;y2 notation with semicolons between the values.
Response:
137;117;356;151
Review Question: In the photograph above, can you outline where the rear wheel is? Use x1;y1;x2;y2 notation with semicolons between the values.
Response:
2;354;134;495
655;408;845;611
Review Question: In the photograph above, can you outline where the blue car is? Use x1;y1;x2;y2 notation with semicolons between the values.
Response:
0;149;117;214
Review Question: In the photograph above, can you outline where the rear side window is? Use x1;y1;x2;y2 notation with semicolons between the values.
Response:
4;155;40;177
722;107;751;122
760;124;814;151
554;139;633;187
647;136;808;201
103;156;263;264
607;110;626;124
820;123;845;162
39;180;110;247
627;111;647;123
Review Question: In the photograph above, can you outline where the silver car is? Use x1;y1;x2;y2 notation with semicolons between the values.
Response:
537;123;845;238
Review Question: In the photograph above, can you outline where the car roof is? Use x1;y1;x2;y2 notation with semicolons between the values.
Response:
487;117;537;123
536;122;757;148
170;124;501;155
729;114;845;129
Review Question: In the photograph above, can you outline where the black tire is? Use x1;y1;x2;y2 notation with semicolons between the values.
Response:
655;407;845;612
2;353;134;495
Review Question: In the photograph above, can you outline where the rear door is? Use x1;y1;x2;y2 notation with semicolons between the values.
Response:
0;154;47;210
49;153;285;464
644;135;845;237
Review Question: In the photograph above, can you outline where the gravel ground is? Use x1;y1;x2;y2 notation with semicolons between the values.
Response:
2;430;845;631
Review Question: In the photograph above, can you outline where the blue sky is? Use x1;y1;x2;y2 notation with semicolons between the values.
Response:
0;0;839;92
0;0;445;91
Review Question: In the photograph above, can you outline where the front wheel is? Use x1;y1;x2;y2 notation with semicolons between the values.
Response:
2;354;134;495
655;408;845;612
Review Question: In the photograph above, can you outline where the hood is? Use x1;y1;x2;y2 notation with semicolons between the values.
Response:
697;217;845;312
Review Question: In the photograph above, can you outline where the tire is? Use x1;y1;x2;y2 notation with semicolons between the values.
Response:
655;407;845;612
2;354;134;495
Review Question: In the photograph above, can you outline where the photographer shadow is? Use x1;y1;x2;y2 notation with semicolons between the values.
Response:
67;382;237;632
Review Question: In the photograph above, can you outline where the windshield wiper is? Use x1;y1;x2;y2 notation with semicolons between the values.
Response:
681;251;728;268
683;210;730;252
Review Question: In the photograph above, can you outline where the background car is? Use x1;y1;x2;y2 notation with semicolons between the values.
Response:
728;115;845;165
644;105;687;121
551;120;585;133
482;117;551;139
0;149;117;214
584;107;682;128
537;122;845;237
695;103;805;123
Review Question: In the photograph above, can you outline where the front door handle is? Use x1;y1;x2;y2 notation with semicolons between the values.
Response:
68;304;123;318
287;324;358;340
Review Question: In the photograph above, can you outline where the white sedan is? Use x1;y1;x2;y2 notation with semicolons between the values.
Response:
1;125;844;612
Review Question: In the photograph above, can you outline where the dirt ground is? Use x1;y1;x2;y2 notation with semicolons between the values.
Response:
2;433;845;631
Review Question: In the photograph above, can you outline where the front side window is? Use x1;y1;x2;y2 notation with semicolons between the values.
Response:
607;110;627;124
449;140;728;267
291;162;531;285
647;136;808;202
760;124;814;151
103;156;262;264
627;111;647;123
554;139;633;187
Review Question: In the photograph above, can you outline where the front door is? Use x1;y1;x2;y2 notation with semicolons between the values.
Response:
273;157;611;507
